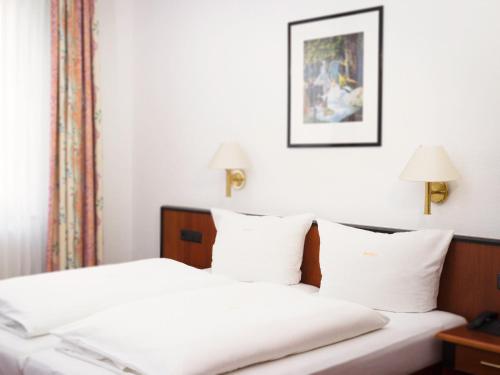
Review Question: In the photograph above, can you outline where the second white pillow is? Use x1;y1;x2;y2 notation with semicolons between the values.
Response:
211;209;314;285
318;220;454;313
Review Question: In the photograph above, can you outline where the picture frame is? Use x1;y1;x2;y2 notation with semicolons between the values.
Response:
287;7;383;148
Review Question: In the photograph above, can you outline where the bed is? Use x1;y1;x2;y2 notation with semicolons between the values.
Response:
0;205;498;374
1;283;465;375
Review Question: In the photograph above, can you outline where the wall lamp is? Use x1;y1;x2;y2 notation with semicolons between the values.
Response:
209;142;250;197
400;145;459;215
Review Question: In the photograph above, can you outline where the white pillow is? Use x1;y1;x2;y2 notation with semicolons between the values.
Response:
211;209;314;285
318;220;454;312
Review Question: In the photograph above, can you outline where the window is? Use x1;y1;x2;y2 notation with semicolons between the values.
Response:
0;0;50;278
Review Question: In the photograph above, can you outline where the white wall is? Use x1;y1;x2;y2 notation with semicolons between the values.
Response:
98;0;135;263
104;0;500;261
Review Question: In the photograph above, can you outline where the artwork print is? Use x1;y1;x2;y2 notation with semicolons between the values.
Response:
303;32;364;123
288;7;383;147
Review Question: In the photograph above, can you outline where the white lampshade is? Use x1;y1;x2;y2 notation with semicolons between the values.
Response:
400;145;460;182
209;142;250;169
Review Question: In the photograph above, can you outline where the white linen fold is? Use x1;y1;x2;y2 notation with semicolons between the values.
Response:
0;259;232;337
53;283;389;375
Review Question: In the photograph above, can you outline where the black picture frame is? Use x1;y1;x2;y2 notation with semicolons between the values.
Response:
287;6;384;148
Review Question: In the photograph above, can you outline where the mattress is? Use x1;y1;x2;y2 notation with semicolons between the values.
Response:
21;309;465;375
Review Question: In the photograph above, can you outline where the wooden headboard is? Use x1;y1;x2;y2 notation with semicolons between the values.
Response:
160;205;500;321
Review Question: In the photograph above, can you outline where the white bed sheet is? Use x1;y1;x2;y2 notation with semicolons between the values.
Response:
0;329;57;375
235;310;466;375
22;309;465;375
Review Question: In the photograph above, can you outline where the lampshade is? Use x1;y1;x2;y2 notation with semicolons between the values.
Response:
209;142;250;169
400;145;459;182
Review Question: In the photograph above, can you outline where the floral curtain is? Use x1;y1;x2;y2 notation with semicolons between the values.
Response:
47;0;103;271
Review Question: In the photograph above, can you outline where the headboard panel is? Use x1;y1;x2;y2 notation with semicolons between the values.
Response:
160;205;500;321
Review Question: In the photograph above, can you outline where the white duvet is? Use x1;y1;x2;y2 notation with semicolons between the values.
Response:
53;283;389;375
0;259;232;338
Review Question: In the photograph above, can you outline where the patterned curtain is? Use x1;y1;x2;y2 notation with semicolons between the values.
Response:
47;0;103;271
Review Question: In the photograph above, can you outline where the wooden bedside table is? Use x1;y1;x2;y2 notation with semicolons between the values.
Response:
437;325;500;374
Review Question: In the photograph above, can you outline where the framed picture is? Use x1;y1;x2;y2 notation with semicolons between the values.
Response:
287;7;383;147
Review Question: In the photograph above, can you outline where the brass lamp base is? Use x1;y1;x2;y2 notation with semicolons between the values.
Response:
225;169;246;197
424;182;449;215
